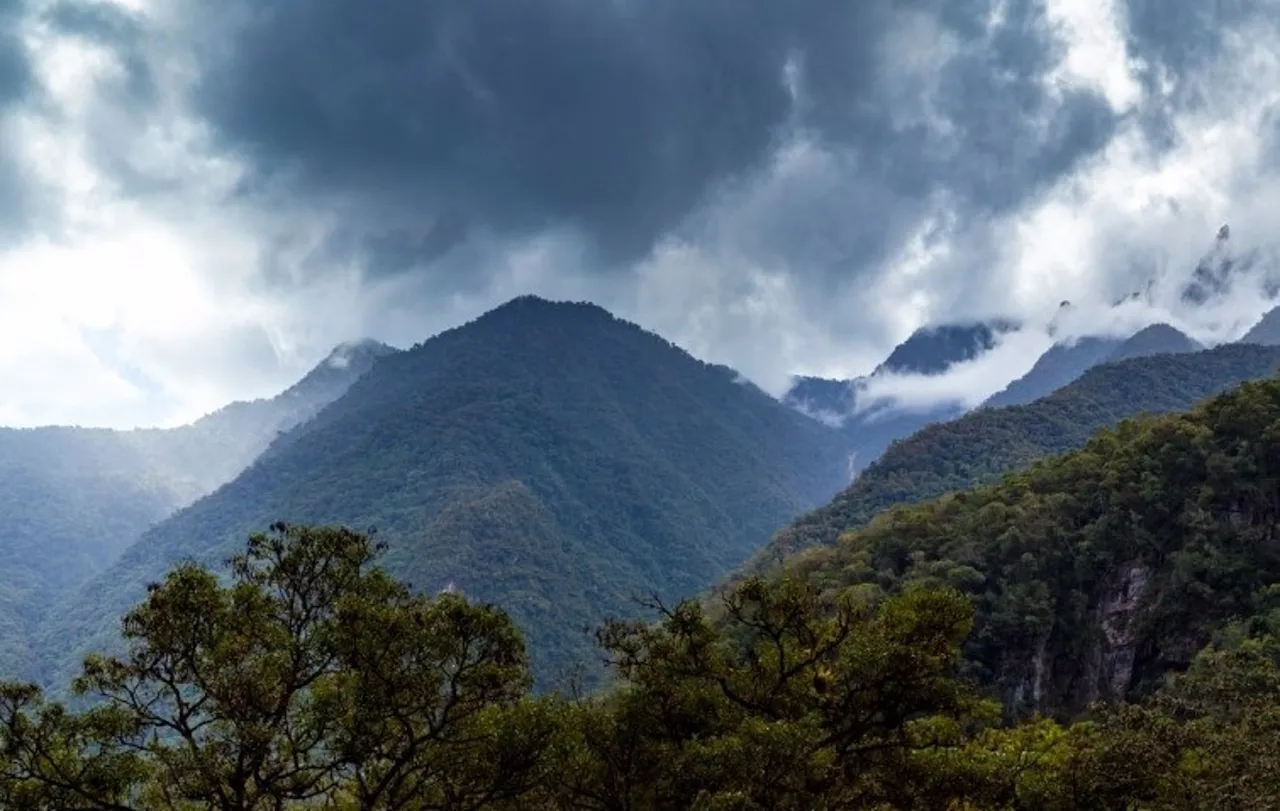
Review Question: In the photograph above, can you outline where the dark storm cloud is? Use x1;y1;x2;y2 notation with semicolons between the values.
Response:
1121;0;1269;150
196;0;798;267
1123;0;1260;82
0;0;37;241
185;0;1120;279
0;0;30;107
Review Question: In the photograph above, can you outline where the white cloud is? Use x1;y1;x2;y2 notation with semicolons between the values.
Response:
1044;0;1142;111
855;327;1056;413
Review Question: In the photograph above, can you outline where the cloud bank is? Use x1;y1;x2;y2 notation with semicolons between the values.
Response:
1;0;1279;426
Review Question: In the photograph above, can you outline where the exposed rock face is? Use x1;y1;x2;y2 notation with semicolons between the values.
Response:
1097;563;1148;702
1005;562;1150;718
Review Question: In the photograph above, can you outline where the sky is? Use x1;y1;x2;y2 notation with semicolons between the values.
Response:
2;0;1280;428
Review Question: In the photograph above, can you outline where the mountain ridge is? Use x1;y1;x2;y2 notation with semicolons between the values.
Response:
40;296;851;688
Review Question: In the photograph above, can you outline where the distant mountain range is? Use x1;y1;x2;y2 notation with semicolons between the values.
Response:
0;340;391;679
38;297;852;689
747;342;1280;575
983;336;1123;409
784;321;1009;475
786;306;1240;470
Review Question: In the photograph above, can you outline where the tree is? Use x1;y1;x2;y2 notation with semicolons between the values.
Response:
1;523;548;810
548;575;987;810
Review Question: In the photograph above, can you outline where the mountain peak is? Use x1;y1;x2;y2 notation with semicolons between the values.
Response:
481;295;615;323
1107;323;1201;363
51;297;850;688
322;339;396;370
875;319;1017;376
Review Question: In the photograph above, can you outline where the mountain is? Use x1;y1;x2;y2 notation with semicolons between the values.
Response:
984;324;1200;412
783;320;1014;472
0;340;391;679
874;320;1016;376
783;375;961;475
40;297;851;688
1240;305;1280;346
782;376;854;424
1104;323;1202;363
786;373;1280;717
745;343;1280;573
983;336;1125;409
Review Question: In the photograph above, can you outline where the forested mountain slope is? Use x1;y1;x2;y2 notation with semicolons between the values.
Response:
787;374;1280;716
43;296;851;687
0;340;390;680
748;343;1280;572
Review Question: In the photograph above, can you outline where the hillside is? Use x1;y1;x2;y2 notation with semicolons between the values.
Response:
985;324;1203;411
42;297;851;688
0;341;390;680
1241;305;1280;345
983;336;1124;408
787;374;1280;717
748;343;1280;571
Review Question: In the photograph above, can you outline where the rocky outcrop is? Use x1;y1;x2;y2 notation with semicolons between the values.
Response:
1004;562;1150;718
1096;563;1148;702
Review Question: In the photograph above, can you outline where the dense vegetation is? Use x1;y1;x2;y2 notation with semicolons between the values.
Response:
8;523;1280;809
753;343;1280;571
785;374;1280;717
41;298;851;689
0;341;390;681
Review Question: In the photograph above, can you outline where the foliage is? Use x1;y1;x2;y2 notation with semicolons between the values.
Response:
780;375;1280;717
10;523;1280;809
2;524;548;810
753;343;1280;571
550;578;984;810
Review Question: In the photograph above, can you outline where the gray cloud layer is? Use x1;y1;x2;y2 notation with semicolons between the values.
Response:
0;0;36;240
185;0;1117;279
2;0;1279;426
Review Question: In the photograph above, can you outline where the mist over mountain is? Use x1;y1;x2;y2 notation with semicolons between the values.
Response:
782;319;1024;475
40;297;851;688
873;321;1019;377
